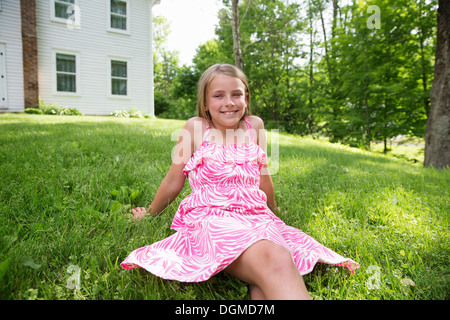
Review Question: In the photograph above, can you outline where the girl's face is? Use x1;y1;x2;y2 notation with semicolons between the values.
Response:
205;74;248;130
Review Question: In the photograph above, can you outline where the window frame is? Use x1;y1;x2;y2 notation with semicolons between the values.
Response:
108;56;131;99
107;0;131;35
50;0;79;26
52;49;81;96
0;43;8;109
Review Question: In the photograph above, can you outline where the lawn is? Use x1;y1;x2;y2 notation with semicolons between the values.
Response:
0;113;448;300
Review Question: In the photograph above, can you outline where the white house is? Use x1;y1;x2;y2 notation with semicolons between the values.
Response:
0;0;24;112
0;0;160;115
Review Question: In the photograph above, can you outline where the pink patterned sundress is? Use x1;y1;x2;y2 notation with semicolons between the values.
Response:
121;117;359;282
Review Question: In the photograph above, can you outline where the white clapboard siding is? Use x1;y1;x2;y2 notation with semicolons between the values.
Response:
0;0;25;112
36;0;153;115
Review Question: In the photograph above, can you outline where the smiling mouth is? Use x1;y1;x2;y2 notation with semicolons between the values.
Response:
220;111;238;115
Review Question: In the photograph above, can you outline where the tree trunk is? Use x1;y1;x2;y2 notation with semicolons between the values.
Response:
231;0;244;70
424;0;450;169
308;0;314;116
319;6;331;82
363;63;371;148
419;34;430;117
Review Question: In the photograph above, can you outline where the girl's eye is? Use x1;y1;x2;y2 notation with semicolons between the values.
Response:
212;93;243;98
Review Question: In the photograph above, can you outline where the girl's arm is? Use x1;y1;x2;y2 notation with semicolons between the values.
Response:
131;118;199;220
250;116;279;215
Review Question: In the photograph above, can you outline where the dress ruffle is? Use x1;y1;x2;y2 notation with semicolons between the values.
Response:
183;140;266;175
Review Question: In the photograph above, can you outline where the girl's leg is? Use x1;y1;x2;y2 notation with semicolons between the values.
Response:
249;285;266;300
225;240;312;300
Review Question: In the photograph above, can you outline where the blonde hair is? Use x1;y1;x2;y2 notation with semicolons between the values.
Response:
197;64;251;121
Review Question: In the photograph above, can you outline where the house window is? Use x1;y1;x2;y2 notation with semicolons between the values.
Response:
56;53;76;93
110;0;128;31
111;60;127;96
54;0;75;19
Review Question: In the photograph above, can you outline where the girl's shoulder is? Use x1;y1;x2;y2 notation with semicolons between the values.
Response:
184;117;208;130
247;115;264;131
246;116;265;145
184;117;209;147
186;116;206;124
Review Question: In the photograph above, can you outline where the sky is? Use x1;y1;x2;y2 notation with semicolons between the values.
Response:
152;0;225;66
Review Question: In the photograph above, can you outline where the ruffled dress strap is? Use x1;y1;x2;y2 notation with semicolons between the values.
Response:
183;119;210;176
203;119;211;142
243;117;254;142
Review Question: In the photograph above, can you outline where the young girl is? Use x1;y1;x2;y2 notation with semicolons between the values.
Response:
121;64;359;300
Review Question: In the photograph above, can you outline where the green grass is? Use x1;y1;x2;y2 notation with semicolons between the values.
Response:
371;138;425;164
0;113;448;300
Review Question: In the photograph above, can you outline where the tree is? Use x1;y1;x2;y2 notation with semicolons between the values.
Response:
192;39;232;75
153;16;180;98
424;0;450;169
209;0;438;148
226;0;304;130
318;0;436;150
231;0;244;69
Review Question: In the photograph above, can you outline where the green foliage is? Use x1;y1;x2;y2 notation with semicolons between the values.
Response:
61;108;83;116
154;91;172;116
24;108;42;114
171;65;199;106
109;109;132;118
38;99;83;116
192;39;233;75
152;15;198;120
0;114;448;300
96;186;140;216
153;15;180;98
319;0;436;148
152;0;437;151
157;97;196;120
109;107;152;119
166;0;435;149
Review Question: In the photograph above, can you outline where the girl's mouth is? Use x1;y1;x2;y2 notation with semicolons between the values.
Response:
220;110;238;115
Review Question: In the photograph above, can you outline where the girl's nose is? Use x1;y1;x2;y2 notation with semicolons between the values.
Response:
224;95;235;107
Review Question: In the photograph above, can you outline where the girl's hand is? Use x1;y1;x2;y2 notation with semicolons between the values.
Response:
271;206;282;216
130;207;149;221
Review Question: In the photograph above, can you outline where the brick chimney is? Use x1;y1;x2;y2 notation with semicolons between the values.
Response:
21;0;39;108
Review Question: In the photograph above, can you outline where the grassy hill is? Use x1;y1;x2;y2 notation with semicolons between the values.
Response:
0;113;448;300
